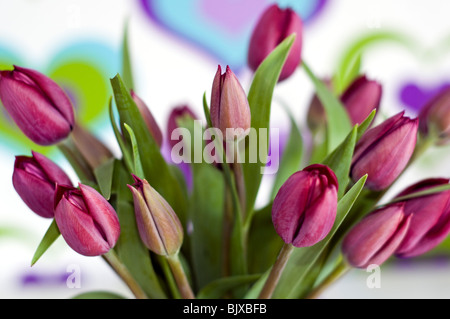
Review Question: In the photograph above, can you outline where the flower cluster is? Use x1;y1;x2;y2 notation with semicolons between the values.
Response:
1;3;450;300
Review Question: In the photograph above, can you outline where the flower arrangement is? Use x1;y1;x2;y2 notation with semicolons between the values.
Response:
1;3;450;300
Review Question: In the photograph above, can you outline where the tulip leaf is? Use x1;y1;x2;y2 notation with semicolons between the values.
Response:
271;174;367;298
110;74;188;226
112;160;167;299
383;184;450;206
196;274;261;299
243;34;296;218
121;19;134;90
31;219;60;266
72;291;127;299
270;102;303;200
303;61;353;156
123;123;145;178
109;97;133;174
176;116;226;290
94;157;115;200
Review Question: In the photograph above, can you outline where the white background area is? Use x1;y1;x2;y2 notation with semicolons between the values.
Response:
1;0;450;299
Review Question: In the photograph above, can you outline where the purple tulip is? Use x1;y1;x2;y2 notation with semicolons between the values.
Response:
342;203;412;268
341;75;383;125
418;88;450;145
248;4;303;82
0;65;74;145
13;151;73;218
394;178;450;258
54;183;120;256
130;90;163;148
167;105;198;150
210;65;251;141
351;111;418;191
128;175;183;256
272;164;338;248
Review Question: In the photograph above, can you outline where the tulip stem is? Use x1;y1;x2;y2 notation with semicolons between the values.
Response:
157;255;182;299
305;259;350;299
102;250;148;299
166;253;195;299
58;137;96;183
258;243;294;299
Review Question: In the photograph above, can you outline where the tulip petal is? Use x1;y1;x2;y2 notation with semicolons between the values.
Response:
31;151;73;187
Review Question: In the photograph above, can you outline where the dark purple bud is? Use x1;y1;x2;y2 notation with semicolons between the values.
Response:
418;88;450;145
0;65;74;145
131;90;163;148
13;151;73;218
272;164;338;247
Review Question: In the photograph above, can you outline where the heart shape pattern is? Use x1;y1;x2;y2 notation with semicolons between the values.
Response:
139;0;328;71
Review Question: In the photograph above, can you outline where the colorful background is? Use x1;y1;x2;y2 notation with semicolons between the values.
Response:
1;0;450;298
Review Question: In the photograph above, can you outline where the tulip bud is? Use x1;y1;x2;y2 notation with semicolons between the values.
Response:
341;75;383;125
342;203;411;268
167;105;198;150
248;4;303;82
351;111;418;191
394;178;450;258
13;151;73;218
54;183;120;256
306;79;333;134
128;175;183;256
272;164;338;247
418;88;450;145
130;90;163;148
0;65;74;145
210;65;251;141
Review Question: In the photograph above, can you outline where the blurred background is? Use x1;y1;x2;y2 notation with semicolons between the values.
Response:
1;0;450;299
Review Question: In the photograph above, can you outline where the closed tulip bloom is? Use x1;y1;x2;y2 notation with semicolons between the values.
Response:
341;75;383;125
128;175;183;256
167;105;197;150
342;203;412;268
394;178;450;258
131;90;163;148
54;184;120;256
13;151;72;218
248;4;303;82
418;88;450;145
0;65;74;145
210;65;251;140
272;164;338;248
351;111;418;191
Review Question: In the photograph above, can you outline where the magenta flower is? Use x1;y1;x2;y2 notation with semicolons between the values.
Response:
351;111;418;191
272;164;338;247
128;175;183;256
54;183;120;256
394;178;450;258
247;4;303;82
0;65;74;145
210;65;251;141
341;75;383;125
418;88;450;145
13;151;72;218
342;203;411;268
131;90;163;148
167;105;198;150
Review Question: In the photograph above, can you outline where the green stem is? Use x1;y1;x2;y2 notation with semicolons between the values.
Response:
57;136;96;183
157;255;181;299
102;250;148;299
305;259;350;299
258;243;294;299
166;253;195;299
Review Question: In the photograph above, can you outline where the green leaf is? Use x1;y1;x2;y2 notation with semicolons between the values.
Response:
109;97;133;174
94;157;115;200
303;61;353;155
272;175;367;298
335;53;362;94
72;291;127;299
123;123;144;178
112;160;167;299
270;102;303;200
243;34;296;218
383;184;450;206
197;274;261;299
333;31;418;94
121;19;134;90
31;219;60;266
110;74;188;226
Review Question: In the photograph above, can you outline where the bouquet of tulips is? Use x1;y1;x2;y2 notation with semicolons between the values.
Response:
1;4;450;300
